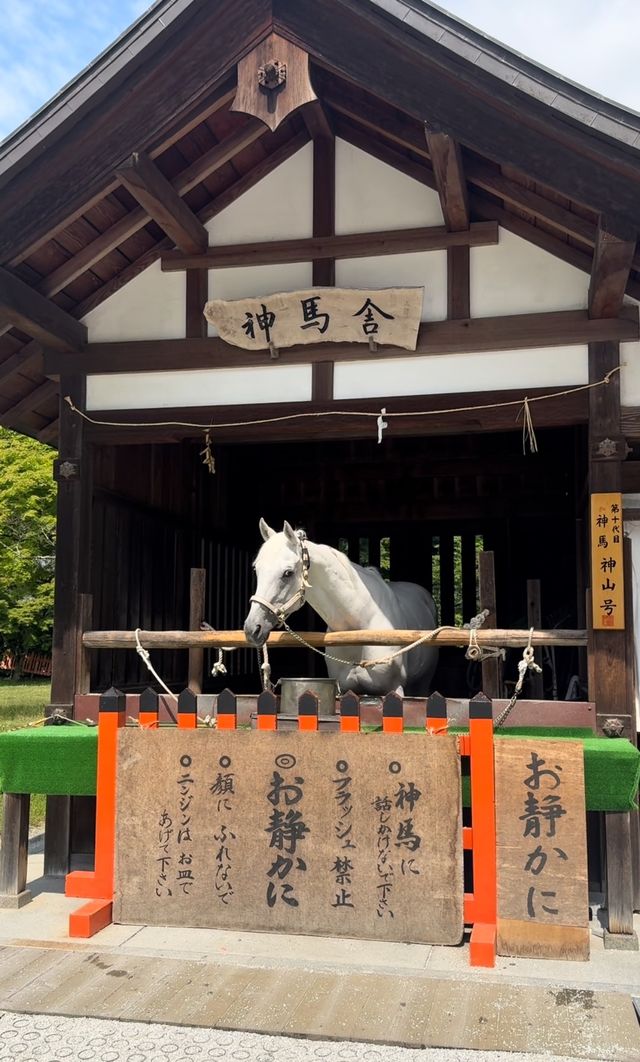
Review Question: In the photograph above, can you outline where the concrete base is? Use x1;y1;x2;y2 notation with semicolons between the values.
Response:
604;929;639;951
0;889;31;909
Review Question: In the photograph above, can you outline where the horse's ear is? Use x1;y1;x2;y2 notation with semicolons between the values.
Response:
259;517;275;542
282;521;297;547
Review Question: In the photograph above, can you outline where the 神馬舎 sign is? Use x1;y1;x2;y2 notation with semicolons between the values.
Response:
495;738;589;960
590;492;625;630
203;287;424;351
114;729;463;945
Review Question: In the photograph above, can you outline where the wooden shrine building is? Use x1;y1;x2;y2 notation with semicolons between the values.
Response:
2;0;640;941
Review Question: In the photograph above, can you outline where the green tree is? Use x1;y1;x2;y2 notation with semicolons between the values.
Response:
0;428;56;654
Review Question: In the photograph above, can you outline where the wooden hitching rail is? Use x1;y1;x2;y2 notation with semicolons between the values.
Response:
67;685;498;968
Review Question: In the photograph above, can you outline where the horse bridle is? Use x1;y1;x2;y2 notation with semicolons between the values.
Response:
250;530;312;626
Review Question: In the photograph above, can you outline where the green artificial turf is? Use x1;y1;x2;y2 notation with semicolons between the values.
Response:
0;723;638;813
0;680;51;828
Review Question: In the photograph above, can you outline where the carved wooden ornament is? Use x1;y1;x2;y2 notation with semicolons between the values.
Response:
232;32;317;132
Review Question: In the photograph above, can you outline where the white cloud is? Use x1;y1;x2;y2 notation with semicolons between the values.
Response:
0;1;148;142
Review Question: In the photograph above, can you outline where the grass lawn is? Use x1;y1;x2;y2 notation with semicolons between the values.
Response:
0;680;51;829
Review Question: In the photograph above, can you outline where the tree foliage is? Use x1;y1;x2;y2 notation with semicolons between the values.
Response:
0;428;56;653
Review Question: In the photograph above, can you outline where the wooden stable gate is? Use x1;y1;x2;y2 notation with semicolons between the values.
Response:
66;688;498;967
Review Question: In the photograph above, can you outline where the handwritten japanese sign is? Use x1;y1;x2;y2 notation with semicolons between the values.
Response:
114;730;462;945
495;739;589;960
591;493;625;630
203;288;424;351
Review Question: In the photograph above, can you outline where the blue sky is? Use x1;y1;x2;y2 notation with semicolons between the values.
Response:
1;0;639;143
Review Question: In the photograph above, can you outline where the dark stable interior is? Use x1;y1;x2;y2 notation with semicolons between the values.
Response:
90;424;587;699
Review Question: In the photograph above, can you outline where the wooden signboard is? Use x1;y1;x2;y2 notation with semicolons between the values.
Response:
495;738;589;960
591;492;624;630
114;730;463;945
203;287;424;351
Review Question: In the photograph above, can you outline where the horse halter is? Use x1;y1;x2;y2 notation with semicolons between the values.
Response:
250;529;312;626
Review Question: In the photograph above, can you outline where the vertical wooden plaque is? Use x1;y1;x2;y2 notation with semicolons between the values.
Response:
496;738;589;960
591;492;624;630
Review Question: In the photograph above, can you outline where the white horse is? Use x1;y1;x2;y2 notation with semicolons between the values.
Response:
243;519;438;696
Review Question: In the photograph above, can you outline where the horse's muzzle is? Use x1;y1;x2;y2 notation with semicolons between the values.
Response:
243;606;272;648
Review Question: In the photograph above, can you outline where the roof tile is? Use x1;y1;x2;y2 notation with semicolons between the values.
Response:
512;73;557;107
552;95;597;126
438;30;482;64
473;52;519;85
403;10;445;42
591;114;640;147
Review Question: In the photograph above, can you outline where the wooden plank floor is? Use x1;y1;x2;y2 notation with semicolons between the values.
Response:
0;945;638;1060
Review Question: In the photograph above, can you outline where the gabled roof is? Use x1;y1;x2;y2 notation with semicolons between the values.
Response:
1;0;639;444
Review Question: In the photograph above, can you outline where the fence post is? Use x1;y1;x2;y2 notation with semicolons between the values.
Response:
217;688;237;730
467;692;497;967
298;691;319;731
382;692;403;733
139;687;159;728
257;690;278;730
178;688;198;729
67;686;125;937
339;692;360;732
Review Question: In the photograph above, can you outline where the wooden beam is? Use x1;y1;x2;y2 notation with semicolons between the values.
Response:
161;221;498;270
78;384;588;448
44;306;639;378
38;120;266;299
0;379;58;428
37;419;59;446
115;151;207;255
72;131;310;322
0;0;273;264
425;129;469;232
0;268;86;351
588;217;637;320
0;340;42;386
302;100;334;140
281;0;640;227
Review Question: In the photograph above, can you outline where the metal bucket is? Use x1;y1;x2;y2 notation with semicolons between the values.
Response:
279;677;338;716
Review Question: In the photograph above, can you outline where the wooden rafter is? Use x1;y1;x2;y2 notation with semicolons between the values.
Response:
43;307;638;377
37;120;273;301
283;0;640;227
588;217;637;319
0;0;271;265
424;128;469;232
115;151;207;255
37;419;59;445
160;222;498;270
302;101;334;140
325;79;640;273
0;340;42;386
0;268;86;351
0;379;58;428
72;130;310;322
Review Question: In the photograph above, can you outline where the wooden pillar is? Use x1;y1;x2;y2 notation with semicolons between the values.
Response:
0;794;31;907
188;567;206;693
588;341;638;946
479;551;501;698
311;132;335;402
526;579;544;698
46;376;92;876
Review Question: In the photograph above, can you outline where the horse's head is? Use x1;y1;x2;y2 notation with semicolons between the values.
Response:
243;518;309;647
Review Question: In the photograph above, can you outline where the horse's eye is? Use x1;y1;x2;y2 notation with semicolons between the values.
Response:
282;568;294;579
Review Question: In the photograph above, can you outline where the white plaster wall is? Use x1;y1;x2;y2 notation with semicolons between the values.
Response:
86;364;312;411
336;253;446;322
82;260;185;341
335;139;444;233
620;299;640;406
206;144;313;244
334;345;588;401
470;229;587;317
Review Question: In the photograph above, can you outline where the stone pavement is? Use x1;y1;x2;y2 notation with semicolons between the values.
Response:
0;1011;619;1062
0;847;638;1061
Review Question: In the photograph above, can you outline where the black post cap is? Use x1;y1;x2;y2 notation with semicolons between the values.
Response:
100;686;125;713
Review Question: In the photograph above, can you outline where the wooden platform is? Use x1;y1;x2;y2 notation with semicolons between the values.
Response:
0;944;638;1059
